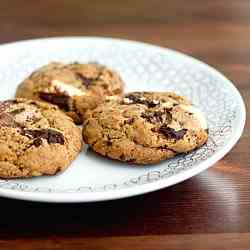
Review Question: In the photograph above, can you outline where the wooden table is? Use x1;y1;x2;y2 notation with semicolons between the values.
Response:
0;1;249;249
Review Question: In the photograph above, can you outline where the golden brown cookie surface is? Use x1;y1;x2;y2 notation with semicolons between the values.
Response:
0;99;82;178
15;62;124;124
83;92;208;165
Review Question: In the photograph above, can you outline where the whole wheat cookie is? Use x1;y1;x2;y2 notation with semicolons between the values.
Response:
82;92;208;165
0;99;82;178
15;62;124;124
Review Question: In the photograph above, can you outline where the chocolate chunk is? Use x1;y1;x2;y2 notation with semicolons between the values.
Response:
125;94;141;103
0;113;19;128
9;108;25;115
141;109;172;124
33;138;43;147
146;100;160;108
22;129;65;145
76;73;93;87
151;127;157;132
39;92;70;111
158;125;187;140
124;118;134;125
47;131;65;144
125;94;159;108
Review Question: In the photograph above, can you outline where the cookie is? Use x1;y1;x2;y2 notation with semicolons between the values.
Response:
15;62;124;124
82;91;208;165
0;99;82;178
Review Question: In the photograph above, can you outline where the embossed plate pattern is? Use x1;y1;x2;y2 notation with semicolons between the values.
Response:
0;37;246;202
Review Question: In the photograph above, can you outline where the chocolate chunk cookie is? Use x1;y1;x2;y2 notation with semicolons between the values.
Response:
0;99;82;178
15;62;124;124
82;92;208;165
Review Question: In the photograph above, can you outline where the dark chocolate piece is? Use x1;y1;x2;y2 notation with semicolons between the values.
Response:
125;94;160;108
39;92;70;111
124;118;135;125
22;129;65;145
158;125;187;140
141;109;172;124
33;138;43;147
76;73;93;88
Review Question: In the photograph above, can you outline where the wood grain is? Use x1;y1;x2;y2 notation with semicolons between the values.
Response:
1;233;250;250
0;0;249;249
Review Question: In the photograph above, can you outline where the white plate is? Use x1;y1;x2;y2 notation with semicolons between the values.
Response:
0;37;245;203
